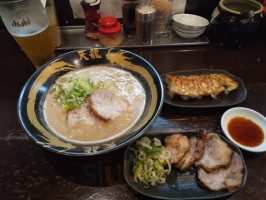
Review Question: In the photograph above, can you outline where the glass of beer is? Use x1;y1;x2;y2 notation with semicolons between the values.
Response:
0;0;55;69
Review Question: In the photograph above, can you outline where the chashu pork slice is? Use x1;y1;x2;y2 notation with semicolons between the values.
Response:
67;103;101;127
176;131;207;171
194;133;233;172
198;151;244;192
164;134;190;165
89;90;128;120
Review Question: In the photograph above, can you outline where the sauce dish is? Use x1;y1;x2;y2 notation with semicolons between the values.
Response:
221;107;266;152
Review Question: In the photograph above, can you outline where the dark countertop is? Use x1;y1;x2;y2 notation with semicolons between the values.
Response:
0;29;266;200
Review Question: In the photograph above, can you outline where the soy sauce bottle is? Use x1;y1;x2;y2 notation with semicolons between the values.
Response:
81;0;101;39
122;0;140;38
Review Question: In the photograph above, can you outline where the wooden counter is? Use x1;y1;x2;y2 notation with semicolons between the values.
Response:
0;29;265;200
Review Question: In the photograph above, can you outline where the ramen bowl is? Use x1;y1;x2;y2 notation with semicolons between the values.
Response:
17;48;164;156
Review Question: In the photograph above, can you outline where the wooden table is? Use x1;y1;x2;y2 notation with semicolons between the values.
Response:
1;29;266;200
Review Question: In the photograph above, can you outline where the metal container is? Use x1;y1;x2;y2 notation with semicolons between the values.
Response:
135;4;156;45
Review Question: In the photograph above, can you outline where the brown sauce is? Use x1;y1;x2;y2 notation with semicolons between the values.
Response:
227;116;264;147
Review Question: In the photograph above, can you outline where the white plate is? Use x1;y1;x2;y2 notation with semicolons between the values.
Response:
221;107;266;152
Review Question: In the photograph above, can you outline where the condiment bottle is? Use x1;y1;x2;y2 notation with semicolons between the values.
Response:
81;0;101;39
122;0;140;38
98;16;123;47
135;4;156;45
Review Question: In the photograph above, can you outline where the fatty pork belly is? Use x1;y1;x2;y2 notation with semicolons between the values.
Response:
194;133;233;172
198;151;244;192
164;134;190;165
66;103;100;127
164;131;206;170
67;90;128;126
89;90;128;120
176;131;207;171
166;74;238;100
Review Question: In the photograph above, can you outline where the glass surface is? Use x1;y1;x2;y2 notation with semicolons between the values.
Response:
0;0;55;68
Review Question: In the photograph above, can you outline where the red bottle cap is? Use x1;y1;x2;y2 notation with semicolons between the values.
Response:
98;16;121;35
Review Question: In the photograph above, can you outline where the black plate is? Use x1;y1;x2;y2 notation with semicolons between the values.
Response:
161;69;247;108
123;132;247;199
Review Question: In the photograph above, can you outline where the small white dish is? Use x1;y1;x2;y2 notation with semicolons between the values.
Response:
173;14;209;30
172;23;206;32
221;107;266;152
173;27;205;39
172;14;208;39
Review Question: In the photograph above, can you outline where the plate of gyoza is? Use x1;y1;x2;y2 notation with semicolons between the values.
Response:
161;69;247;108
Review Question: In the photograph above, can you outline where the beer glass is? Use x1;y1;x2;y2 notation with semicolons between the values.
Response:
0;0;55;69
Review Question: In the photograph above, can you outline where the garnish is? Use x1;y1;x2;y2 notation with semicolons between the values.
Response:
130;137;171;188
50;76;104;112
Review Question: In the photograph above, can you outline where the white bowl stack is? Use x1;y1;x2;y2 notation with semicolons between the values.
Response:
172;14;209;39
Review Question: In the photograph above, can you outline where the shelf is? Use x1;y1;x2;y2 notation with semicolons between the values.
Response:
55;26;209;51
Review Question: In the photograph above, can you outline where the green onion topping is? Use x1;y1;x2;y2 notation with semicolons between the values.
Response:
130;137;171;188
50;76;104;112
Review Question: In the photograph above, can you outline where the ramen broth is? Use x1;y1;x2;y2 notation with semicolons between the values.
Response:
44;66;146;143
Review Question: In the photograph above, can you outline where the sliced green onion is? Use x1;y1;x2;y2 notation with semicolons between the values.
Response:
50;75;104;112
130;137;171;188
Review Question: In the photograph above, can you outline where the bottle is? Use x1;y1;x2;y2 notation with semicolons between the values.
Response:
98;16;123;47
81;0;101;39
122;0;140;38
135;4;156;45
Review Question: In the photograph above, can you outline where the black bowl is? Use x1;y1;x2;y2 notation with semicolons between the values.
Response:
17;48;164;156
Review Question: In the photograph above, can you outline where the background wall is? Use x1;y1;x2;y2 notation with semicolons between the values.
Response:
53;0;220;26
0;0;264;29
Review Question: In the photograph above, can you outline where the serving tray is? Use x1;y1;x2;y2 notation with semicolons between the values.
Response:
55;26;209;51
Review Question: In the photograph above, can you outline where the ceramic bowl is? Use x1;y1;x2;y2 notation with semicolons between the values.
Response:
173;14;209;31
221;107;266;152
172;24;206;38
172;23;206;32
17;48;164;156
172;14;209;38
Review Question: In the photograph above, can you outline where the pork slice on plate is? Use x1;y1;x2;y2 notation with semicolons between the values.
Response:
176;131;207;171
176;136;198;171
198;151;244;192
164;134;190;165
194;133;233;172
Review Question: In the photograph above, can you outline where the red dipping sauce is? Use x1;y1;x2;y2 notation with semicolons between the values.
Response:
227;116;264;147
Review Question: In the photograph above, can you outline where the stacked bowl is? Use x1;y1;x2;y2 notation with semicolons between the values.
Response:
172;14;209;39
